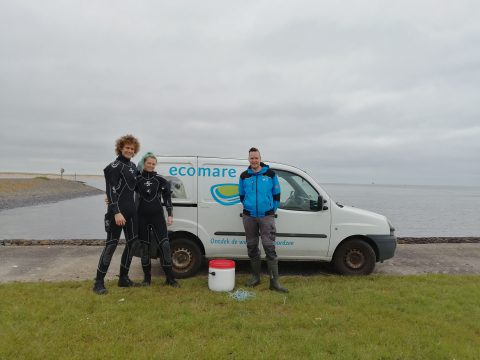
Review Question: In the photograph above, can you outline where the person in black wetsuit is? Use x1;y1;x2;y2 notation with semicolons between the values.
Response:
93;134;141;295
136;153;179;288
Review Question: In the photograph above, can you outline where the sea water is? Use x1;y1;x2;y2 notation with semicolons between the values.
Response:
1;180;479;239
323;183;480;237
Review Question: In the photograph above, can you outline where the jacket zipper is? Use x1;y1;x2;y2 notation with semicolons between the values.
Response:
255;175;258;216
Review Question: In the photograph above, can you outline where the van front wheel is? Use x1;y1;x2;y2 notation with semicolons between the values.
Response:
333;239;376;275
170;238;202;279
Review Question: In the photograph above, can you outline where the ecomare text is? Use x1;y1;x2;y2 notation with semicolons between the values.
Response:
169;166;237;178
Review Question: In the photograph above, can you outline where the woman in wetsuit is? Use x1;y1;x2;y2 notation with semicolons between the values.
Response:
136;153;179;288
93;134;140;295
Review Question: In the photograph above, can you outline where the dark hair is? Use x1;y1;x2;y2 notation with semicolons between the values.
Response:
115;134;140;156
249;147;260;153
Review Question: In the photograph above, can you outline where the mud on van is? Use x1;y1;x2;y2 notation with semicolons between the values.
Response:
155;157;396;278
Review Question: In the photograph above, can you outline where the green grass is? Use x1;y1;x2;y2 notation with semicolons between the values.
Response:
1;275;479;360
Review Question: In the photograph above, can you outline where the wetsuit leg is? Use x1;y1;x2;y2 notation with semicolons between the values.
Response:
96;223;122;280
150;218;172;267
119;213;139;277
151;222;179;287
138;217;152;277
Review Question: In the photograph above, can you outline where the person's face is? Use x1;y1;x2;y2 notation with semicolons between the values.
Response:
248;151;261;171
144;157;157;172
121;143;136;159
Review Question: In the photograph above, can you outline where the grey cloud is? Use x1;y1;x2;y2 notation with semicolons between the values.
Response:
0;1;478;185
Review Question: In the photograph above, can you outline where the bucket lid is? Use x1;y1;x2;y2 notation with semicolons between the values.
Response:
209;259;235;269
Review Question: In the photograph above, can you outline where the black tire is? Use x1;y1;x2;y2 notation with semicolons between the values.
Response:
170;238;202;279
332;239;376;275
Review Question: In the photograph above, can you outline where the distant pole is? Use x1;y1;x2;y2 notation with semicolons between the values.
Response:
60;168;65;180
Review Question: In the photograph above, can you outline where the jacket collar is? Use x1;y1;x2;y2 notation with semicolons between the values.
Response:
117;154;131;164
142;170;156;179
247;162;268;175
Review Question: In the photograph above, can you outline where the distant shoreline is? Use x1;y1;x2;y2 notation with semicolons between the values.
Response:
0;178;103;211
1;172;477;188
0;172;102;180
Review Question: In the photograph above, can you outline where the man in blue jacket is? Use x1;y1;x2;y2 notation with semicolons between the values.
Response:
238;147;288;293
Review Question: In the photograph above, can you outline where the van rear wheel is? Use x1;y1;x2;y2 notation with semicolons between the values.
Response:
333;239;376;275
170;238;202;279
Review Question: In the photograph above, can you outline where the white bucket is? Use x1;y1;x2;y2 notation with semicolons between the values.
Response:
208;259;235;292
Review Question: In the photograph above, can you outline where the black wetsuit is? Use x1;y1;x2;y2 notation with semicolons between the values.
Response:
136;170;173;275
96;155;139;280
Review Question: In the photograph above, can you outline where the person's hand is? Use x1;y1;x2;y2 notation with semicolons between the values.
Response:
167;216;173;226
115;213;126;226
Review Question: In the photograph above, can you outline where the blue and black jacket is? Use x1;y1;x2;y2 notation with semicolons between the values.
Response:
238;163;281;218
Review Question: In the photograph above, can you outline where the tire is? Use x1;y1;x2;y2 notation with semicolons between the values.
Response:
332;239;376;275
170;238;202;279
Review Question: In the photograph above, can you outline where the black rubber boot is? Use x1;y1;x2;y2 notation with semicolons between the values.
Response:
163;266;180;288
267;259;289;293
246;257;261;287
118;275;140;288
141;272;151;286
141;256;152;286
93;278;108;295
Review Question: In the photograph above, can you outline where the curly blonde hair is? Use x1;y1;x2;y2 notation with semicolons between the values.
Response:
115;134;140;156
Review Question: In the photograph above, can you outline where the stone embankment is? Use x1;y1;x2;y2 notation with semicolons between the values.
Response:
2;237;479;246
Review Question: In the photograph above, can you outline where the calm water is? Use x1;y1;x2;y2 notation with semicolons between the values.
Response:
322;183;480;237
1;179;479;239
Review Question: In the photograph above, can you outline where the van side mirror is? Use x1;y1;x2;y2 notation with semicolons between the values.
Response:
316;195;328;211
316;195;323;211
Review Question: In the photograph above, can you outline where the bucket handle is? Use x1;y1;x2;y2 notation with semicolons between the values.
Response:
209;271;216;276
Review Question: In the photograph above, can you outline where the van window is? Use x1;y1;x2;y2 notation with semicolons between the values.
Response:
275;170;319;211
165;176;187;199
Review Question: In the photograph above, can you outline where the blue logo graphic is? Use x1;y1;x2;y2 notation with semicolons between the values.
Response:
210;183;240;206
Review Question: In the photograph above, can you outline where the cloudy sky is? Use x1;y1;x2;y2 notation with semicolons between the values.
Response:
0;0;479;186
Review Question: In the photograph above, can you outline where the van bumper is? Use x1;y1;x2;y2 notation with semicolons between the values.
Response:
368;234;397;261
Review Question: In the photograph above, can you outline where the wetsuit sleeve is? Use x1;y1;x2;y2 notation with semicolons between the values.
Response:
161;179;173;217
238;175;245;204
104;164;121;215
272;174;281;212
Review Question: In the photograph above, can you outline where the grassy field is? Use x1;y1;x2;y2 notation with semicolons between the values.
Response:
1;275;479;360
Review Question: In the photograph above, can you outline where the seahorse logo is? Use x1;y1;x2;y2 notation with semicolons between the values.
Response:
210;184;240;206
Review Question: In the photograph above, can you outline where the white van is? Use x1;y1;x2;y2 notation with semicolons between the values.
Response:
155;156;396;278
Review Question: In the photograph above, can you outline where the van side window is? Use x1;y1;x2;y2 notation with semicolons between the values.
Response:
275;170;319;211
165;176;187;199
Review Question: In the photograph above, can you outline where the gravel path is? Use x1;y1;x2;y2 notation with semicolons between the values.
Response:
0;178;103;210
1;243;479;283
